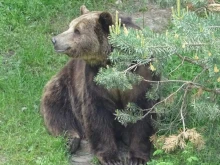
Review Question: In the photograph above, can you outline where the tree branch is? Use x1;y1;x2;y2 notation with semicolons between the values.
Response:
169;56;185;75
176;54;206;68
141;82;189;118
144;75;220;95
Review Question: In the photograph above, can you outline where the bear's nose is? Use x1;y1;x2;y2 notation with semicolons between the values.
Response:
51;37;56;45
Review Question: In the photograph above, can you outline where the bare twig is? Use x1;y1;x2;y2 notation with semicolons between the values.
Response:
179;85;189;132
123;63;139;73
144;79;191;84
185;43;208;47
208;26;220;29
193;68;207;82
176;54;205;68
169;56;185;75
179;68;208;132
141;82;189;117
144;73;220;95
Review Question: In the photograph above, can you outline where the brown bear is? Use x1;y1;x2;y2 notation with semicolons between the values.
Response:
41;5;159;165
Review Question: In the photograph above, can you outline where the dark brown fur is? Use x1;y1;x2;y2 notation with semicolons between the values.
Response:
41;5;159;165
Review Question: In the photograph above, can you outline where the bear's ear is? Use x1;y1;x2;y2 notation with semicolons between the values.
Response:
80;5;90;15
98;12;113;34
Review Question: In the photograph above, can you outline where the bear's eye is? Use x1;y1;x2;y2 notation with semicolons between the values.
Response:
74;29;80;35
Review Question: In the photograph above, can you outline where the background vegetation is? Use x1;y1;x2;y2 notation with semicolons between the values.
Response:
0;0;219;165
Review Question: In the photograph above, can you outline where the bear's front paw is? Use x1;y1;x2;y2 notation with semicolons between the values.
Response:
129;149;150;165
66;136;80;154
97;153;121;165
102;159;121;165
128;157;148;165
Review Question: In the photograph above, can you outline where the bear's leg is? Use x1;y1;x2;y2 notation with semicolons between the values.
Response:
41;79;82;153
83;98;120;165
128;115;153;165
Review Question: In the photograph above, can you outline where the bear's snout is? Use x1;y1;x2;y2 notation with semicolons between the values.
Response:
51;37;56;45
51;35;71;53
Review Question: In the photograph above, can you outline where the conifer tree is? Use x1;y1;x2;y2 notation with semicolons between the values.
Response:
95;0;220;153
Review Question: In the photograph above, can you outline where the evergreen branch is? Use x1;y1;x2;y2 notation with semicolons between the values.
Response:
109;35;140;54
106;10;220;130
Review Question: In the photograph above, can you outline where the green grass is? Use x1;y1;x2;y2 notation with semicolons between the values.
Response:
0;0;107;164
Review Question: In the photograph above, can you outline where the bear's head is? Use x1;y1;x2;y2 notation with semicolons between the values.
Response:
52;5;113;65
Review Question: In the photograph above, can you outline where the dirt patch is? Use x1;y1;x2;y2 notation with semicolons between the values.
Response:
109;1;172;32
130;5;171;32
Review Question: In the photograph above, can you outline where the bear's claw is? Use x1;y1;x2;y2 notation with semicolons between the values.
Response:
100;156;122;165
129;157;146;165
103;161;121;165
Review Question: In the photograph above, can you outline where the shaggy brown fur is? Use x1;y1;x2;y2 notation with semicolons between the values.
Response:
41;5;159;165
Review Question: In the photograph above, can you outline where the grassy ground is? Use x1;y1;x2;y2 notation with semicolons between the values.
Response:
0;0;107;164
